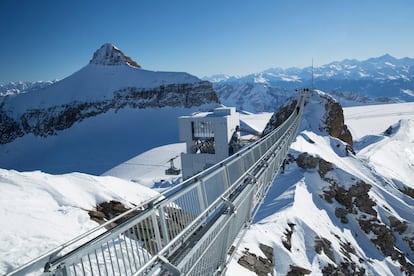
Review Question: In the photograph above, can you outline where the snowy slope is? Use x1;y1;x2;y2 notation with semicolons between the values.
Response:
0;169;159;274
358;119;414;190
2;92;414;275
344;102;414;140
102;112;273;190
226;93;414;275
0;44;203;116
2;64;202;115
0;106;216;175
0;43;219;174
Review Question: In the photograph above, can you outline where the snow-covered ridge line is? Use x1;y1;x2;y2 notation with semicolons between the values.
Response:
0;43;220;145
0;81;218;144
206;54;414;83
228;91;414;275
207;54;414;112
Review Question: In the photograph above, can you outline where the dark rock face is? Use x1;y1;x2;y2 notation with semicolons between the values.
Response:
0;81;219;144
286;265;312;276
263;92;353;147
315;234;366;275
388;216;408;234
322;263;366;276
314;237;335;262
293;152;414;273
89;43;141;68
335;207;349;223
282;223;296;251
237;243;274;276
0;109;24;143
88;200;142;228
323;96;353;147
322;177;414;274
323;180;375;216
295;152;333;178
400;187;414;199
262;99;297;136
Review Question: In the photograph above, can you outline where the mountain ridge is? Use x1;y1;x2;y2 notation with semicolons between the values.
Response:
205;54;414;112
0;43;220;174
227;92;414;275
0;43;219;144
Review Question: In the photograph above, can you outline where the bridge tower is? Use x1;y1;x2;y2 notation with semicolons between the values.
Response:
179;107;240;179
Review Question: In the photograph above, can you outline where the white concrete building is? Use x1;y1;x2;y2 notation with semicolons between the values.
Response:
179;107;240;179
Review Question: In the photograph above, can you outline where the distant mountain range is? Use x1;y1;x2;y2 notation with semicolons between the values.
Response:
0;80;57;96
205;54;414;112
3;54;413;113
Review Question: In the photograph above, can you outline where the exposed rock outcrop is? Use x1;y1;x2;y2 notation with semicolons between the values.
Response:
237;244;274;276
0;81;219;144
282;223;296;251
262;99;297;136
295;152;333;178
322;95;353;147
88;200;142;228
262;91;353;149
322;171;414;274
286;265;311;276
314;237;335;262
322;263;366;276
90;43;141;68
0;44;220;145
400;187;414;199
0;108;24;143
293;150;414;274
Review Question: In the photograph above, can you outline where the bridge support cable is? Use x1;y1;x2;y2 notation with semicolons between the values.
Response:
7;93;305;276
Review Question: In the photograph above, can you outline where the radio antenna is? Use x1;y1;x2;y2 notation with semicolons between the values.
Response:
311;58;314;91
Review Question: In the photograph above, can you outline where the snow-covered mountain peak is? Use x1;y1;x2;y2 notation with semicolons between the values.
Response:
89;43;141;68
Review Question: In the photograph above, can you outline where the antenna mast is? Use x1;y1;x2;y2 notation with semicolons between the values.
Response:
311;58;314;91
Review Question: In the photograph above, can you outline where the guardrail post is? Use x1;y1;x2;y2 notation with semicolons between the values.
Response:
197;181;207;212
157;206;170;246
151;212;163;250
221;196;236;215
158;255;180;276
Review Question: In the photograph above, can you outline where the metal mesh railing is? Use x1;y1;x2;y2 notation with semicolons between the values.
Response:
6;93;305;276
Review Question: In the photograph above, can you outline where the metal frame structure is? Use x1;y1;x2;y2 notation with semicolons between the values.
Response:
7;93;305;276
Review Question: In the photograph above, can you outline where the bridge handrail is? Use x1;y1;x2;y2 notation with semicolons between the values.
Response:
6;92;305;276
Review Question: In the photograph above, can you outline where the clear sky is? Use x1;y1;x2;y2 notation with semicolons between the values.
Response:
0;0;413;84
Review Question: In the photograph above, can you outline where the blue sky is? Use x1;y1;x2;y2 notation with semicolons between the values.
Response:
0;0;413;84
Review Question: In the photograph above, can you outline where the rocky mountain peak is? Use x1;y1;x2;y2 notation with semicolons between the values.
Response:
89;43;141;68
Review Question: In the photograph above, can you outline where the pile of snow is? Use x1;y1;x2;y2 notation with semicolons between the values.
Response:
0;169;159;274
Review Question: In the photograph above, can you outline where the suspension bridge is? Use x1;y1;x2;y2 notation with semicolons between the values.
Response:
8;92;305;276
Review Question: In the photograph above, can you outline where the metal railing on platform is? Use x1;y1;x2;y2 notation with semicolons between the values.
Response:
7;93;305;276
